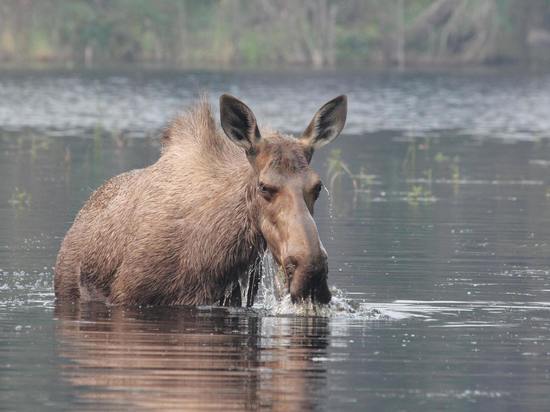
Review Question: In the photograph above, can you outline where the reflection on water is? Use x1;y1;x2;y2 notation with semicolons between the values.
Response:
55;304;329;411
1;71;550;411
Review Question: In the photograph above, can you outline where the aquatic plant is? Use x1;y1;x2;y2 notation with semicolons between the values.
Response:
30;137;52;161
434;152;450;163
8;188;31;209
327;149;376;192
402;139;435;205
327;148;357;192
406;184;434;206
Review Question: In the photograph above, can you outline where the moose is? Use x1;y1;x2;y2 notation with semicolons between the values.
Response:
54;94;347;307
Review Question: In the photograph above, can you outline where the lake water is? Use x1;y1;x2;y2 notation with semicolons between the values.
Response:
1;69;550;411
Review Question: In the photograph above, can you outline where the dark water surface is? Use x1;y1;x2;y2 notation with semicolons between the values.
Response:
1;70;550;411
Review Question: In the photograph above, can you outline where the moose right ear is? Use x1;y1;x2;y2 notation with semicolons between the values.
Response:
220;94;261;154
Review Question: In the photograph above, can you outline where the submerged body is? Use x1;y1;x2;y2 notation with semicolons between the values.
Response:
55;95;347;306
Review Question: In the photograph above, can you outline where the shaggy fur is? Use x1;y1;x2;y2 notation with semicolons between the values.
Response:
55;100;266;306
56;94;347;306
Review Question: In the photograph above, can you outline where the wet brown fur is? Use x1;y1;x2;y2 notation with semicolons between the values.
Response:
55;100;312;306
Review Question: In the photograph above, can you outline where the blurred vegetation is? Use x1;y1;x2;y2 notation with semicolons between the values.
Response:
8;187;31;209
1;0;550;69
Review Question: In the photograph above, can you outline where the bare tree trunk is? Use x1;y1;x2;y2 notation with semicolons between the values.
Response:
406;0;456;48
326;3;338;67
306;0;338;68
396;0;405;69
13;0;33;62
310;0;326;68
176;1;187;66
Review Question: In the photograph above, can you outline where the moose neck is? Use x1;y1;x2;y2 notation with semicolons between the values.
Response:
209;166;266;302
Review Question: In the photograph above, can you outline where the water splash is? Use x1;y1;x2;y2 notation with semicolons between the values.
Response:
270;288;387;319
253;253;388;319
323;185;336;242
253;253;280;311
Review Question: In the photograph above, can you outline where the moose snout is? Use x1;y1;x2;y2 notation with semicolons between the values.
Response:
285;253;331;304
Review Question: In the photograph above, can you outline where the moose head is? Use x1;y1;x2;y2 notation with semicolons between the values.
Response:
220;94;347;304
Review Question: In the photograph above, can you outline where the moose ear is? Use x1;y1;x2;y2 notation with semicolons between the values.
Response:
220;94;261;154
300;95;347;151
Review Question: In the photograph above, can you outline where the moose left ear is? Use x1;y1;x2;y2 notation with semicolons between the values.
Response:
220;94;261;155
300;95;347;151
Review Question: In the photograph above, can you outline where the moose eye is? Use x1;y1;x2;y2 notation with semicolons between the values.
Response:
258;182;277;200
313;182;323;200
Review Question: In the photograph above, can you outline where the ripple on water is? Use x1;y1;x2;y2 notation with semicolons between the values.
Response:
0;269;54;310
